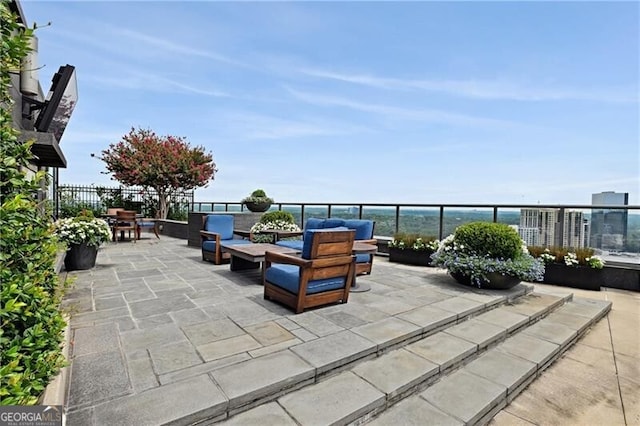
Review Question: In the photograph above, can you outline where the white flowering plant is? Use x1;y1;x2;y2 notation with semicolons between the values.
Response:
250;211;301;243
52;211;111;248
529;247;605;269
431;222;545;288
389;233;439;252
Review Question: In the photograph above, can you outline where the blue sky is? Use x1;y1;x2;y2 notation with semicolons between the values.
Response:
21;1;639;205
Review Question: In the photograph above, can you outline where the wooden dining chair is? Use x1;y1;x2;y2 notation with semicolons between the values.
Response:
113;210;137;243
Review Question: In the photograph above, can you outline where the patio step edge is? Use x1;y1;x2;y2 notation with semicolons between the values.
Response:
207;288;578;425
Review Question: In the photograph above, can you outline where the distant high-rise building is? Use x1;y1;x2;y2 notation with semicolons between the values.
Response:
591;191;629;251
563;211;586;249
519;209;540;246
519;208;587;248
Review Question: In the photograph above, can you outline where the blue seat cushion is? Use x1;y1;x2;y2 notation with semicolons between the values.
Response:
275;240;303;250
203;215;234;240
138;221;155;227
342;219;374;240
203;238;251;253
265;264;347;295
301;227;350;259
355;253;371;263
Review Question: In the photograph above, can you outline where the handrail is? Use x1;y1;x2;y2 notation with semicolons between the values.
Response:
191;201;639;255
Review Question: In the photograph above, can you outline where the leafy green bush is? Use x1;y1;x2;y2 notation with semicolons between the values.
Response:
0;4;67;404
454;222;522;260
431;222;544;287
260;211;295;224
242;188;274;204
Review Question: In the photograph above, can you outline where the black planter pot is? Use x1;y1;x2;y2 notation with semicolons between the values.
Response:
64;243;98;271
543;263;602;291
244;201;272;213
388;247;434;266
450;271;521;290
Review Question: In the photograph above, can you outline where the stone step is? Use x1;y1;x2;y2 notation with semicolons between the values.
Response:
211;291;583;425
363;297;612;426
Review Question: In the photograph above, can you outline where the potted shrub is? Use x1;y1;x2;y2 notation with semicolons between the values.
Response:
388;233;439;266
249;211;301;243
242;189;274;213
431;222;545;289
52;210;112;271
528;246;605;291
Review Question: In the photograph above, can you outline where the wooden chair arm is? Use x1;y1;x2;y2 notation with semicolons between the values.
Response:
358;238;378;245
265;251;311;267
233;229;252;239
200;230;221;241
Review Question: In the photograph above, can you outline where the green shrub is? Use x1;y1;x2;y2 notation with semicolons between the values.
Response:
0;4;67;405
242;188;274;204
260;211;295;224
454;222;522;260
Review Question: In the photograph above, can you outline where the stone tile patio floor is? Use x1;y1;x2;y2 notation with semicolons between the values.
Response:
61;236;639;425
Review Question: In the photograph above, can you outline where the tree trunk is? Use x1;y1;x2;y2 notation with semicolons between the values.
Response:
157;191;169;219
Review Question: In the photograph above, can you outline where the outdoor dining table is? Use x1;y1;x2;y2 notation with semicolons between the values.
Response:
101;213;157;241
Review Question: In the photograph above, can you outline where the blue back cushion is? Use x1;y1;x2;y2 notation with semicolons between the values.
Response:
204;215;234;240
301;227;349;259
304;218;325;231
343;219;374;240
323;218;345;229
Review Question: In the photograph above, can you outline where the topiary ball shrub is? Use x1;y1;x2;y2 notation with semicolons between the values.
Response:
454;222;522;260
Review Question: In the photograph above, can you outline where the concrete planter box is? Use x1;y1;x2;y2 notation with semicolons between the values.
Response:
388;247;434;266
156;219;188;239
543;263;603;291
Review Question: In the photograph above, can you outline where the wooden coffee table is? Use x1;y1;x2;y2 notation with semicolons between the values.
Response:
222;243;299;271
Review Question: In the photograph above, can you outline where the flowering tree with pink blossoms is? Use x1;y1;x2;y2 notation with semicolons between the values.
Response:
101;127;217;219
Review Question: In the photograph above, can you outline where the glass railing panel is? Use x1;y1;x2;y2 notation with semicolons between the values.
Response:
361;206;395;238
328;205;360;220
279;205;303;227
397;207;440;239
496;208;520;227
441;207;493;237
223;204;243;212
303;205;329;223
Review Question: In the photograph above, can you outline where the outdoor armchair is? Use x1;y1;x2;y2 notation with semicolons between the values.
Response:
263;228;356;314
200;214;251;264
276;218;377;275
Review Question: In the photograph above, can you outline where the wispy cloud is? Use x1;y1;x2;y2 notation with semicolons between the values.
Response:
214;111;368;141
85;66;230;98
109;27;245;67
285;87;522;128
298;68;637;103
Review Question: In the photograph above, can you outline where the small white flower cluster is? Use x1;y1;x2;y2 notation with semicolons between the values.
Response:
53;217;112;247
564;252;579;267
585;256;605;269
389;236;439;252
250;220;301;233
